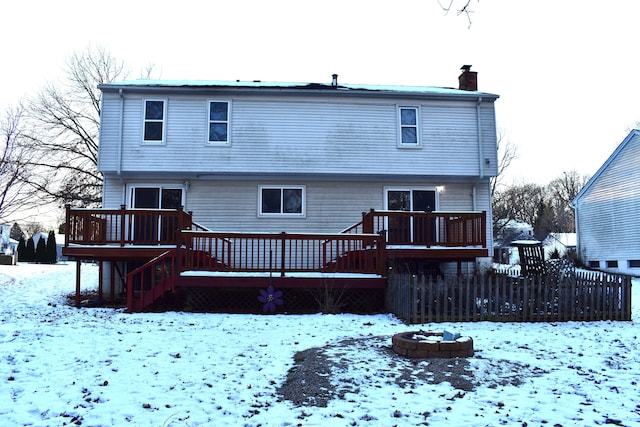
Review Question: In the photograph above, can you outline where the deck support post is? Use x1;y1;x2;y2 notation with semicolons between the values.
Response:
98;261;104;300
110;261;116;303
75;258;82;308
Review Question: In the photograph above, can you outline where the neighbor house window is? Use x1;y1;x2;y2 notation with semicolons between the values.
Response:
208;100;230;144
398;106;420;147
259;186;305;216
606;260;618;268
588;261;600;268
143;100;166;143
629;260;640;268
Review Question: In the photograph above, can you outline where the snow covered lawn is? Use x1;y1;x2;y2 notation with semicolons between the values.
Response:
1;263;639;426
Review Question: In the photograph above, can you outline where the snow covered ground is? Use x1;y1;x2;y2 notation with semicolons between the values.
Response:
1;263;639;427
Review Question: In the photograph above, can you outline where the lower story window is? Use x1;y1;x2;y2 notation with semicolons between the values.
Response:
259;186;305;216
629;260;640;268
606;260;618;268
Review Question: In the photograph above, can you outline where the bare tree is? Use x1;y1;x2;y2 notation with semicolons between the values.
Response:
493;170;590;242
22;46;131;208
439;0;478;26
0;105;36;222
491;129;519;197
548;170;590;207
545;170;590;233
493;182;545;236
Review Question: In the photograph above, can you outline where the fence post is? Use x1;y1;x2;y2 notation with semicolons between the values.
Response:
624;276;632;321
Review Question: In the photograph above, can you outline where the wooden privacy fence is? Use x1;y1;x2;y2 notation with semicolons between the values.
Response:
386;270;632;323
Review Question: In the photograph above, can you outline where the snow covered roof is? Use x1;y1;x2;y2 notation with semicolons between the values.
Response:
510;240;541;246
543;232;577;248
99;79;499;100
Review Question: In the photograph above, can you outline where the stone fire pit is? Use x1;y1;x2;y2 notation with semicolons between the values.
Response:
392;330;474;358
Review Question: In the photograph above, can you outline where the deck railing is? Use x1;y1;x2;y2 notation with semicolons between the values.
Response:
344;209;486;247
179;230;386;276
65;205;194;246
126;249;177;312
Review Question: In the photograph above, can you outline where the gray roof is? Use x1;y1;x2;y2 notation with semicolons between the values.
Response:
99;79;499;100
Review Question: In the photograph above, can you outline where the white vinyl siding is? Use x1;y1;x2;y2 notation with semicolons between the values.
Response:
100;93;497;178
181;179;491;243
574;132;640;272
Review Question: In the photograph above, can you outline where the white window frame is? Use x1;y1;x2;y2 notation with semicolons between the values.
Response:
383;186;439;243
383;186;439;211
207;99;231;145
142;99;167;144
397;105;421;148
127;184;187;209
126;184;187;242
258;185;306;217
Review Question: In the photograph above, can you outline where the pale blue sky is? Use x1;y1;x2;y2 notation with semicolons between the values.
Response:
3;0;639;186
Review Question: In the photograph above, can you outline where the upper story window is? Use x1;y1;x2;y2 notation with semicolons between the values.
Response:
398;106;421;147
208;100;230;144
259;186;305;217
143;100;166;143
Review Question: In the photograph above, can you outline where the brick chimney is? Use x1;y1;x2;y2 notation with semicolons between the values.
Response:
458;65;477;91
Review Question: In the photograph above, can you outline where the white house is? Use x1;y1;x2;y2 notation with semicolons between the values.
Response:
542;232;576;259
97;69;497;239
0;223;12;254
493;219;536;265
572;129;640;274
64;66;501;311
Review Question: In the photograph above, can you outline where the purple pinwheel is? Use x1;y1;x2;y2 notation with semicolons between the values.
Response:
258;285;283;313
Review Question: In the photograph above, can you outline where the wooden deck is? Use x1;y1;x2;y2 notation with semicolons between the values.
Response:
62;207;488;312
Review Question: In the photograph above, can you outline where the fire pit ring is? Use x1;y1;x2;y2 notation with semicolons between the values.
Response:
392;331;474;358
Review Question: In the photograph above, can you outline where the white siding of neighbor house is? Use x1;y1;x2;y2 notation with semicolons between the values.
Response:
98;91;498;179
574;131;640;273
101;177;493;249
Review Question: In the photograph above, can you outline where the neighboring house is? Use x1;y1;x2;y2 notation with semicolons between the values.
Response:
0;224;13;254
493;219;535;265
63;66;500;312
0;224;17;264
541;232;576;259
572;129;640;274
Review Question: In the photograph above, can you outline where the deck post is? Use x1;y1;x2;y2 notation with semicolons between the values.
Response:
280;232;286;277
75;258;81;308
481;211;487;247
176;229;183;275
363;209;374;234
98;261;103;300
120;204;126;246
64;204;71;246
110;261;116;303
377;231;387;276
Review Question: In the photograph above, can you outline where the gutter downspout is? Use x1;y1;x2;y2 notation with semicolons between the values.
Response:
117;89;126;205
570;198;579;262
472;96;484;211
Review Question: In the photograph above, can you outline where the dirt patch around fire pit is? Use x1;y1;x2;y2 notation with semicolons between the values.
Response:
278;336;548;408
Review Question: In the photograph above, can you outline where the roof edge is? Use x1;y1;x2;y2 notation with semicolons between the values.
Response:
572;129;640;206
98;79;499;99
